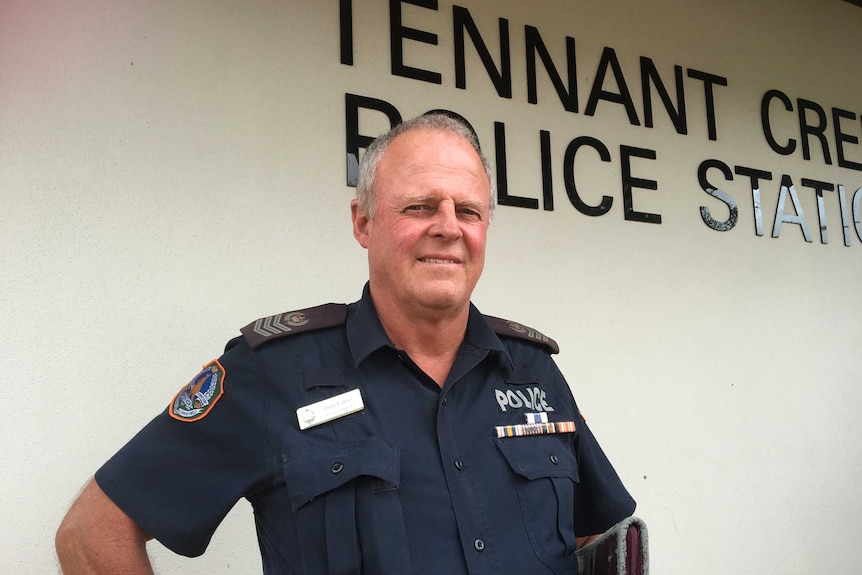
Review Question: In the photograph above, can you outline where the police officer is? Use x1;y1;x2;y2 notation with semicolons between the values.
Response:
56;113;635;574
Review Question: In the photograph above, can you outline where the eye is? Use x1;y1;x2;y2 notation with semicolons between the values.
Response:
404;204;432;213
458;207;483;220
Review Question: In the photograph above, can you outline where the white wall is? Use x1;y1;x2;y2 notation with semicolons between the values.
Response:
3;0;861;573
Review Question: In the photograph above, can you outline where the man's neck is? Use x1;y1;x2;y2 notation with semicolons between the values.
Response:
372;294;470;388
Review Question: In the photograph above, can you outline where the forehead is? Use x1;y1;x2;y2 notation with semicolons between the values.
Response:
375;129;490;201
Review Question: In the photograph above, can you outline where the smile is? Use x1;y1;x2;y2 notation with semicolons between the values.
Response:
419;258;458;264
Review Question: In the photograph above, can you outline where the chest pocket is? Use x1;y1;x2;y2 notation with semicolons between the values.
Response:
282;436;412;575
495;434;581;575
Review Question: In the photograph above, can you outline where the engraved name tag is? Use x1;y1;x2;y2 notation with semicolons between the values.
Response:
297;388;364;430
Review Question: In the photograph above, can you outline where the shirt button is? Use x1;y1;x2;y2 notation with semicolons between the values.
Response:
474;539;485;552
441;397;447;406
549;454;558;464
454;459;464;470
331;462;344;474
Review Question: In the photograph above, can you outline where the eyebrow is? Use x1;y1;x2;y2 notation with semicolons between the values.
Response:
402;195;489;211
456;199;489;212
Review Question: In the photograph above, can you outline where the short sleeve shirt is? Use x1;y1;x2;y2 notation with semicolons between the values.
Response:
96;285;635;574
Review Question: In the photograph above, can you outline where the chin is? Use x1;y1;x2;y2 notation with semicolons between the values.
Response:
416;289;469;312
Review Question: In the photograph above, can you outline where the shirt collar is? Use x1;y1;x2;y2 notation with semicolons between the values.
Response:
346;283;393;366
345;282;511;367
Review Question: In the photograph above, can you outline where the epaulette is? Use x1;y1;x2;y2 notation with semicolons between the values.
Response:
483;315;560;354
241;303;348;349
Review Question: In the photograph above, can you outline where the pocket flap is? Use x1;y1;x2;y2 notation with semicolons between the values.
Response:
283;437;400;510
495;435;579;482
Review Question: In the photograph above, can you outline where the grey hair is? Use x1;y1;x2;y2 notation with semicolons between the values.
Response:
355;113;497;219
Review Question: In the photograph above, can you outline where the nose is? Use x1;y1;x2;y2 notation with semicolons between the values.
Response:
429;202;462;240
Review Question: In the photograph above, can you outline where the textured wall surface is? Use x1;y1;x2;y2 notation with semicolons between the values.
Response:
3;1;861;573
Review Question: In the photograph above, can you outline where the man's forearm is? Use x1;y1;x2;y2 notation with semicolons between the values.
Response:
56;531;153;575
56;479;154;575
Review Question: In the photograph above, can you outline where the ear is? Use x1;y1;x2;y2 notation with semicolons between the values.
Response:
351;199;371;249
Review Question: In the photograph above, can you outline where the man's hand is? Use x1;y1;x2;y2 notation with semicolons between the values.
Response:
56;479;154;574
576;534;602;549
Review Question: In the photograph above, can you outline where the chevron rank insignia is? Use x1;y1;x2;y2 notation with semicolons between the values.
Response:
483;315;559;354
169;360;225;422
241;303;348;349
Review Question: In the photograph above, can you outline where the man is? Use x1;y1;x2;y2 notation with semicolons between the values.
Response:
56;113;635;574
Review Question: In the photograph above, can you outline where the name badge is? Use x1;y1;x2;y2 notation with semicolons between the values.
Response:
297;388;364;430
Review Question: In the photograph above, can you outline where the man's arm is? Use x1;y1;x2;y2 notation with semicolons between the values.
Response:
56;479;154;575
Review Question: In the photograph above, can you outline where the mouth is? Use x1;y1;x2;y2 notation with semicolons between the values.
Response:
418;257;459;264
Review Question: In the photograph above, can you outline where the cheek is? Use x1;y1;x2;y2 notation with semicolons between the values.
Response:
386;223;425;250
465;227;488;259
370;226;416;259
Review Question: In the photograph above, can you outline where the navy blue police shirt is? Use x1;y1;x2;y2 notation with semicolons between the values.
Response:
96;284;635;574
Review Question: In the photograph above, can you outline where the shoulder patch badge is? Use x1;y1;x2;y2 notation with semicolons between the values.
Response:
484;315;560;354
169;360;225;422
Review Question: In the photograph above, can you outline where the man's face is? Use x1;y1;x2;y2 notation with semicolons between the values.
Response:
352;128;491;319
